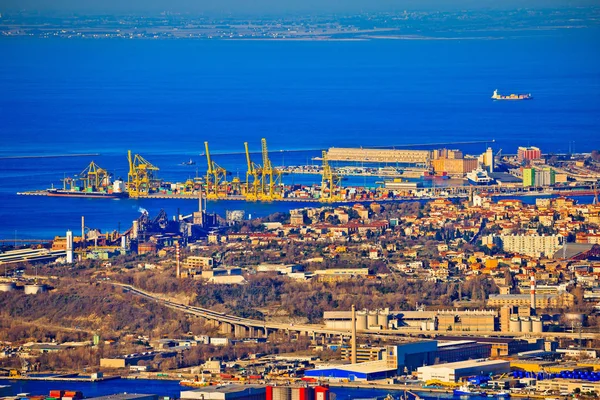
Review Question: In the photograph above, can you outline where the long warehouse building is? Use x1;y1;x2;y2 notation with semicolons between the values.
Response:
327;148;431;165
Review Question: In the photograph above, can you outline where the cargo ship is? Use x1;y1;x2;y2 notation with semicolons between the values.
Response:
46;188;128;199
491;89;532;100
47;179;128;199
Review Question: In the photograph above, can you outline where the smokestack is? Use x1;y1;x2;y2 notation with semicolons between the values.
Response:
175;241;181;279
81;216;86;251
530;273;536;315
66;230;73;264
351;304;357;364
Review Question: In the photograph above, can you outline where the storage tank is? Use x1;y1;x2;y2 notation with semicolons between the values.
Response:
377;311;389;329
24;284;47;295
356;311;368;330
520;317;532;333
0;282;16;292
367;311;378;328
532;317;543;333
509;317;521;333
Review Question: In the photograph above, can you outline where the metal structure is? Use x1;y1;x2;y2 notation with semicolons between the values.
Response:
260;138;283;200
204;141;228;199
321;150;343;202
127;150;159;198
78;161;108;190
244;141;262;201
242;138;283;201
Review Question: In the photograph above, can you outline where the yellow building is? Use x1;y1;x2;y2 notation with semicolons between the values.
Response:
184;256;214;270
432;157;478;175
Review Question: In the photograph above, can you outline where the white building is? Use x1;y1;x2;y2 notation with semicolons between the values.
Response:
482;234;564;258
417;359;510;383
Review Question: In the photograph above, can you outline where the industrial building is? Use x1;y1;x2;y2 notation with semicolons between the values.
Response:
183;256;214;270
536;379;600;394
326;148;430;165
431;157;478;175
417;359;510;383
323;309;498;332
488;292;574;309
306;340;497;381
180;385;265;400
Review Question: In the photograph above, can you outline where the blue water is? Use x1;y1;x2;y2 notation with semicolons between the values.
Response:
0;378;481;399
1;29;599;239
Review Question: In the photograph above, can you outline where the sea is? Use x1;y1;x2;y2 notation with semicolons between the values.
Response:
0;378;483;399
0;28;599;239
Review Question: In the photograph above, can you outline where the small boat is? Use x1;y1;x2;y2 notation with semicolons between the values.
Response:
181;159;196;165
453;384;485;397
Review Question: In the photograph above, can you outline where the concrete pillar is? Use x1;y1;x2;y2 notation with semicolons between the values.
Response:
220;322;232;335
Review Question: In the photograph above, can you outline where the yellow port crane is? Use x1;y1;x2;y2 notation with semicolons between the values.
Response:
204;141;228;199
244;141;262;201
321;150;343;202
78;161;108;190
127;150;159;198
260;138;282;200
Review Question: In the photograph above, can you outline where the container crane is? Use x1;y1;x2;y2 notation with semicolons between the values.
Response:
204;141;228;199
127;150;159;198
260;138;283;200
244;141;262;201
321;150;343;202
79;161;109;190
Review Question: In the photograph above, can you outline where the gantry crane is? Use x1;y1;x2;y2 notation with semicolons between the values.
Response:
244;141;262;201
78;161;108;190
127;150;159;198
260;138;283;200
321;150;343;202
204;141;228;199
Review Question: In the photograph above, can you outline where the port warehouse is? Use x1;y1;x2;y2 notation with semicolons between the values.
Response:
326;148;431;165
417;359;511;382
304;340;511;381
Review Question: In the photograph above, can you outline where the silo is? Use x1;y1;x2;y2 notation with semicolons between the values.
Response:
356;311;368;330
24;284;47;295
367;311;378;328
509;317;521;333
532;317;543;333
520;317;532;333
377;311;389;329
0;282;16;292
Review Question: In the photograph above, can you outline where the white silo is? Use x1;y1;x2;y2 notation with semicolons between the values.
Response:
532;317;543;333
520;317;532;333
377;310;389;329
356;311;368;330
368;311;378;328
509;317;521;333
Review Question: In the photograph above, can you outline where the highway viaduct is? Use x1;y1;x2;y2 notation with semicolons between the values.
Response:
113;283;600;342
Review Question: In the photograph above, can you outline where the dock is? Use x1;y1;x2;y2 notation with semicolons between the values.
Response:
0;374;120;382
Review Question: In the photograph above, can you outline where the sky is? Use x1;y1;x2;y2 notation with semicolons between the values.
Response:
2;0;598;15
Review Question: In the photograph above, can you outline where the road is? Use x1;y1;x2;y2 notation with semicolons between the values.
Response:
113;283;600;341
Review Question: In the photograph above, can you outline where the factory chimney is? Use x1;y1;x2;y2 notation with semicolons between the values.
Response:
530;273;536;315
81;216;86;251
66;230;74;264
175;241;181;279
351;304;357;364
